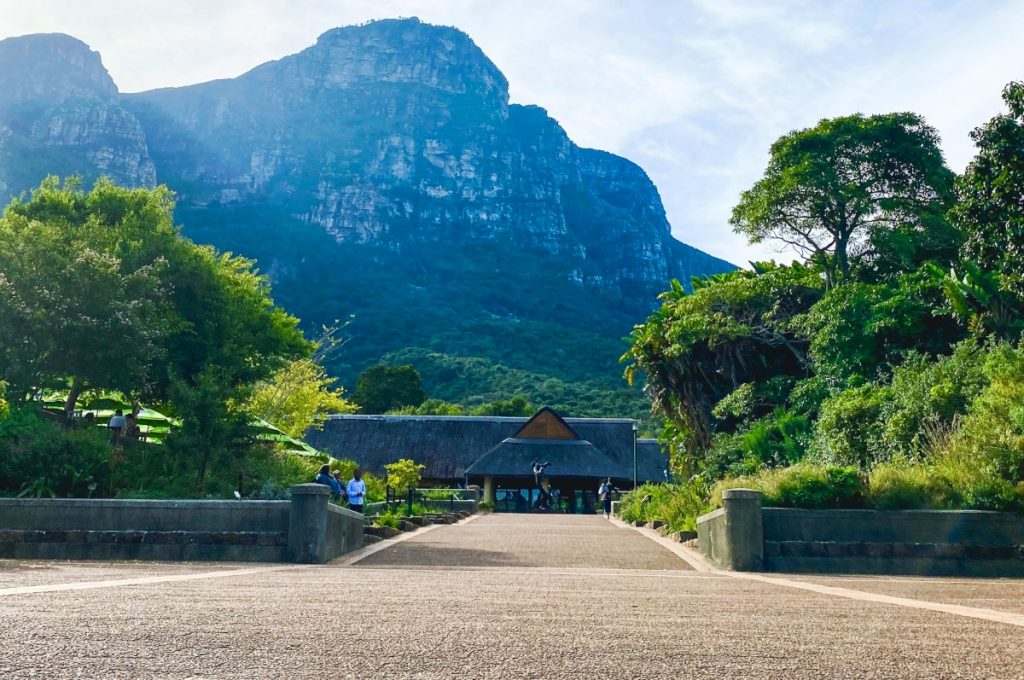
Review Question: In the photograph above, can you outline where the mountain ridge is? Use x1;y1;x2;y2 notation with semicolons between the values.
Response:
0;18;734;404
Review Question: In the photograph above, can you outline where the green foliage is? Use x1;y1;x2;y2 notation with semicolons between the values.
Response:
0;405;110;497
712;464;865;509
0;177;173;404
622;84;1024;519
352;364;427;414
181;205;668;395
374;510;401;529
388;394;535;417
384;458;425;495
386;347;652;424
618;479;710;532
247;356;356;437
730;112;956;286
951;82;1024;300
469;395;534;416
933;261;1024;340
811;342;988;466
0;178;309;483
867;460;957;510
477;500;495;512
793;269;964;385
389;399;466;415
706;408;812;478
624;262;824;465
950;344;1024;484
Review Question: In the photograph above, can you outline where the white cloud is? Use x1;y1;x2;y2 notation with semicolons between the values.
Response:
2;0;1023;267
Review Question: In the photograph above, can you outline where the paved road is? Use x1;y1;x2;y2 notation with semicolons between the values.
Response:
1;514;1023;679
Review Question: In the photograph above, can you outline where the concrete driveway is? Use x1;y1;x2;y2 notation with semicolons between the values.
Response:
1;513;1023;678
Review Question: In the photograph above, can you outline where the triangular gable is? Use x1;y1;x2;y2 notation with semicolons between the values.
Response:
513;407;578;440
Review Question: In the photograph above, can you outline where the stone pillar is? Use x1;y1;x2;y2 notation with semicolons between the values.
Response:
722;488;764;571
287;483;330;564
483;476;496;505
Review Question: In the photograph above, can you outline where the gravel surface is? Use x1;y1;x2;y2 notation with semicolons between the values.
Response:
798;574;1024;616
356;514;689;570
2;514;1023;679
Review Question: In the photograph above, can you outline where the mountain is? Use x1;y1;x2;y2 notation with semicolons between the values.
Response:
0;33;155;198
0;19;734;408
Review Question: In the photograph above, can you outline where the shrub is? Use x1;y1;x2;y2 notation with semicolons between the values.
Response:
618;478;710;532
374;510;401;529
867;461;956;509
0;406;112;497
712;463;865;509
384;458;425;495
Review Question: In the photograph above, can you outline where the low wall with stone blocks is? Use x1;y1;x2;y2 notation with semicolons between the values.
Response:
697;489;1024;576
0;484;363;564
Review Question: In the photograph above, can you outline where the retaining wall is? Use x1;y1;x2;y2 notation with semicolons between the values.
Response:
364;498;479;516
697;489;1024;576
0;484;363;564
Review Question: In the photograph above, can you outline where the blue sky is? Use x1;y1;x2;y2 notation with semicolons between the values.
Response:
2;0;1023;265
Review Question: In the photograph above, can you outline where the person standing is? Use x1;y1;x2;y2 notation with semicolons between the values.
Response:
347;468;367;513
107;409;127;440
598;477;614;518
332;470;346;503
315;464;343;501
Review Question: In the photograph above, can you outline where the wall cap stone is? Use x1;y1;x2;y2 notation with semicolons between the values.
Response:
290;483;330;496
722;488;763;501
696;507;725;524
327;504;366;520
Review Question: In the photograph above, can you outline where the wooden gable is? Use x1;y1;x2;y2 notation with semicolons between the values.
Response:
513;407;578;440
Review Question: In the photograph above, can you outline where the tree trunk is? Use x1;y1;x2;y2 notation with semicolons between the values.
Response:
64;376;84;417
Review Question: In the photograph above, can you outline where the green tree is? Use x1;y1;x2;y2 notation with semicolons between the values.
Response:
624;263;823;467
0;178;171;406
247;357;357;437
792;268;963;386
384;458;425;495
0;177;309;483
352;364;426;414
731;113;956;286
469;395;535;416
951;81;1024;299
389;399;466;415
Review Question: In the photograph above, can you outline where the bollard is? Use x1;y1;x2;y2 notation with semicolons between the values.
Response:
721;488;764;571
287;484;330;563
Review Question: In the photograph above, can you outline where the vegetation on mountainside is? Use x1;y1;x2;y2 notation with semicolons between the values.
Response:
351;364;427;414
382;348;652;424
623;82;1024;526
180;208;653;409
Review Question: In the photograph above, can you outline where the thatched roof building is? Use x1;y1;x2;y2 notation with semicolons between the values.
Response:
305;408;667;483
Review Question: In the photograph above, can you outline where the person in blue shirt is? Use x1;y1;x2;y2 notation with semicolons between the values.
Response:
347;469;367;513
314;464;343;500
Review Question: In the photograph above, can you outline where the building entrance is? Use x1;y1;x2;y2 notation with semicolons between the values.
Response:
493;485;600;514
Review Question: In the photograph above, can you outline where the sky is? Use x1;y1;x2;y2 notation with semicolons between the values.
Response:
2;0;1023;265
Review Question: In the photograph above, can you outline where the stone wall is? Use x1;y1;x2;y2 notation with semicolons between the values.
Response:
763;507;1024;577
0;484;364;564
363;498;479;516
697;489;1024;576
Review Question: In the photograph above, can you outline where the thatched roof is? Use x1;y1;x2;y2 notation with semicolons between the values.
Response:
465;438;628;479
305;413;668;482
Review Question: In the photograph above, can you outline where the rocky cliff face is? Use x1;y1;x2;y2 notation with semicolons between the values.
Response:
120;19;732;291
0;19;733;386
0;34;155;194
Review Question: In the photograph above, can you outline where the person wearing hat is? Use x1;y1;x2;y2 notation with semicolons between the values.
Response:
332;470;348;503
